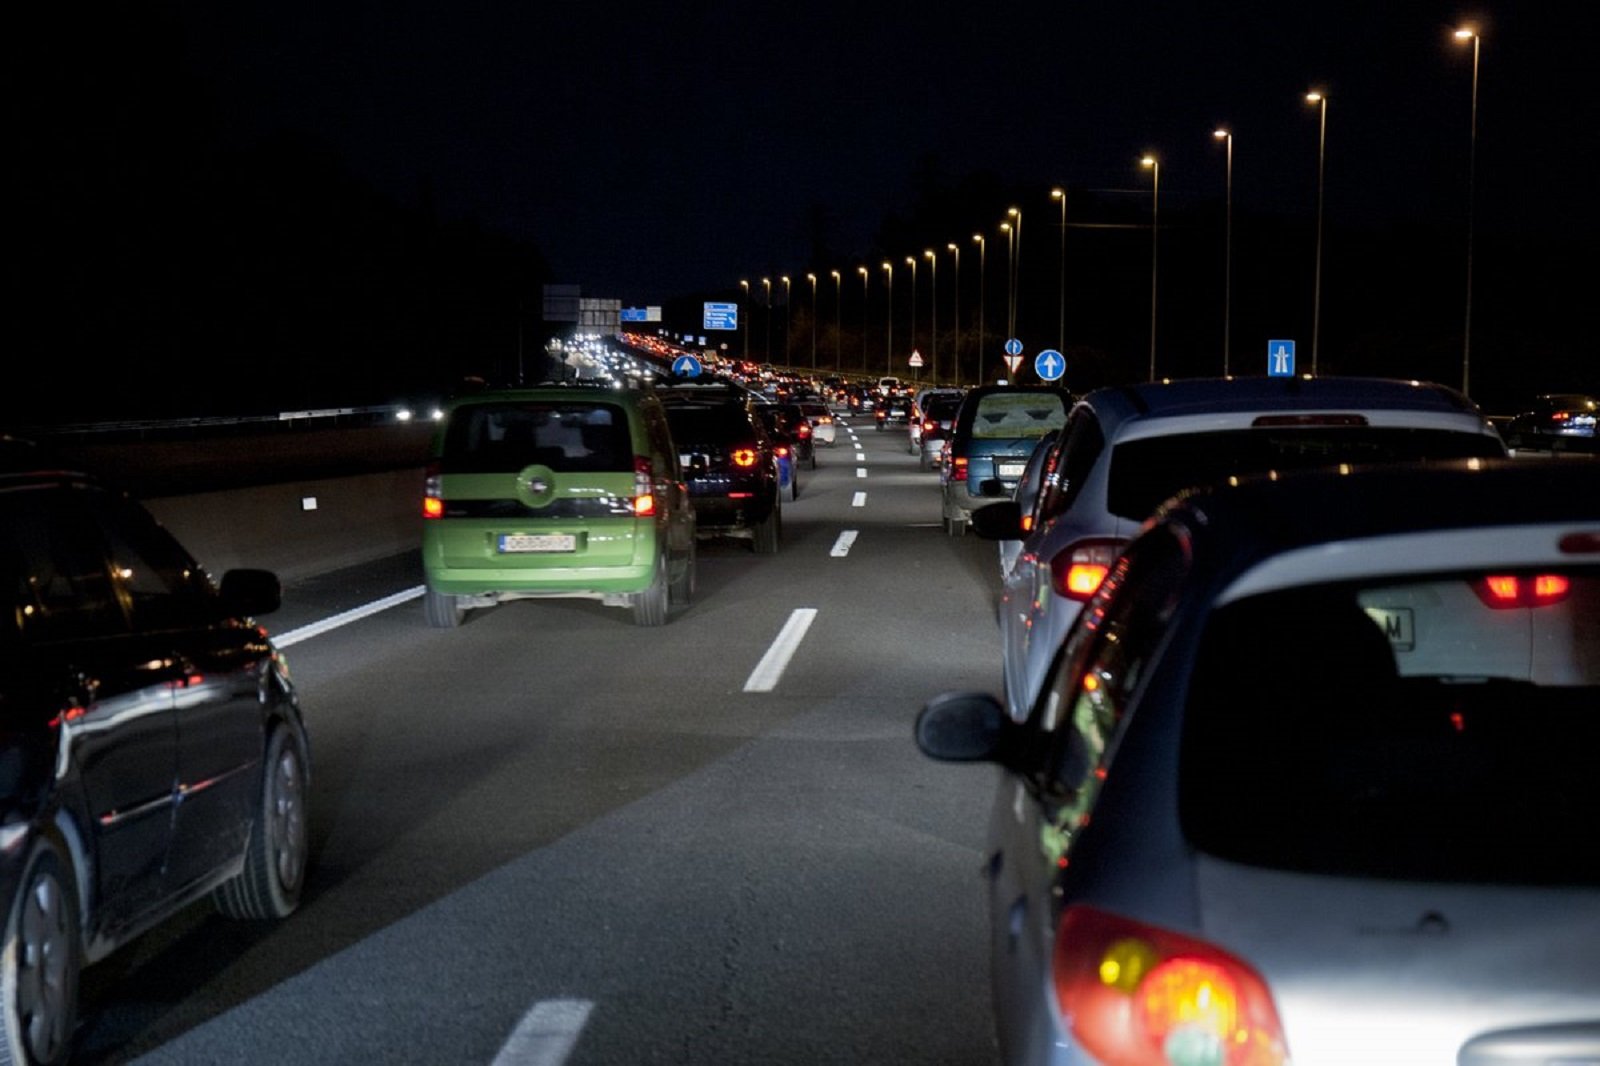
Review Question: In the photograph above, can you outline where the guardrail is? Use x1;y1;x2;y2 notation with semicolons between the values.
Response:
19;405;409;439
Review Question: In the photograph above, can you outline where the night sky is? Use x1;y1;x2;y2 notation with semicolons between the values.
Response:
13;2;1600;419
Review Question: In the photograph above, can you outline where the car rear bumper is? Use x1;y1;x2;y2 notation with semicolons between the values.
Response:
422;522;658;594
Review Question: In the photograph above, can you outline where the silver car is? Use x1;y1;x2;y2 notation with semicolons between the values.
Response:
919;459;1600;1066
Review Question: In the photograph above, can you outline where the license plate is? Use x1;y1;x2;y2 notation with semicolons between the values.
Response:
997;462;1027;478
498;533;576;553
1363;606;1415;651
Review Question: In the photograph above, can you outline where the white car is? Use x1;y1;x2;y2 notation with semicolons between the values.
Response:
795;400;837;446
971;376;1508;720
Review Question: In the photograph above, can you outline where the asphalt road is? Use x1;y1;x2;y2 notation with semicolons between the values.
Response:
73;412;1011;1065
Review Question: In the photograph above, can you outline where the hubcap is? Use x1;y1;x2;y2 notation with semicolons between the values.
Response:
17;869;70;1061
270;746;307;890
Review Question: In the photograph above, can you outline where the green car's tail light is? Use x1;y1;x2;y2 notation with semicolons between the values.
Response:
422;463;444;519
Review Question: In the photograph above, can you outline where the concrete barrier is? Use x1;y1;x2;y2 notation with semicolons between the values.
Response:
146;467;424;584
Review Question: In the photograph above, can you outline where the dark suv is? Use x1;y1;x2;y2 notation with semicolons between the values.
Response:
659;381;783;553
0;438;310;1066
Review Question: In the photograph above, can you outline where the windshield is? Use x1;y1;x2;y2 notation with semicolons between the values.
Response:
1181;571;1600;885
1107;427;1505;520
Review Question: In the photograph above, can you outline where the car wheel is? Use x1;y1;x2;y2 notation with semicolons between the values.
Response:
752;504;780;554
791;475;800;501
669;540;696;608
632;552;669;626
1;835;80;1066
809;451;818;471
919;451;930;470
423;586;465;628
213;724;309;921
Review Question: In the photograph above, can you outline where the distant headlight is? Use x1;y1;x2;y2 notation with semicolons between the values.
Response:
396;408;414;422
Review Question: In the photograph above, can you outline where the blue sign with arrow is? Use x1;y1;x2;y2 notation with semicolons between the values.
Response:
1004;337;1024;356
671;355;703;378
703;302;738;331
1267;339;1296;377
1034;349;1065;381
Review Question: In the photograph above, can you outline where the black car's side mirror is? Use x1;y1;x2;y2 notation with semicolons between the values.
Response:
969;500;1023;540
219;568;281;617
915;691;1009;763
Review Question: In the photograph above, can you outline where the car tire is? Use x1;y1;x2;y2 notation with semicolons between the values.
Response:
213;724;309;921
423;586;465;628
669;540;696;608
632;553;669;626
809;451;817;471
790;475;799;501
752;503;780;555
919;451;929;470
1;834;80;1066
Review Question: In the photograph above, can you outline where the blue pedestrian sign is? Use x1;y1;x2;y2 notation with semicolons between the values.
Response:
703;302;738;331
671;355;703;378
1004;337;1024;357
1034;349;1065;381
1268;340;1296;377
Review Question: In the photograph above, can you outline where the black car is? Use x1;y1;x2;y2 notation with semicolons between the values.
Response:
0;440;310;1066
1504;393;1598;451
659;382;783;553
758;402;817;471
874;395;913;431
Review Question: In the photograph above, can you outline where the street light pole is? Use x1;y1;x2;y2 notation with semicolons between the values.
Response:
761;277;772;363
925;249;937;382
858;266;869;372
1007;207;1022;339
881;261;894;375
781;276;792;366
973;234;986;383
1214;128;1234;376
831;270;842;372
806;273;817;370
1000;222;1014;345
905;256;918;376
1306;90;1328;376
739;279;750;361
1051;188;1066;353
1456;27;1481;396
947;243;961;387
1141;155;1160;382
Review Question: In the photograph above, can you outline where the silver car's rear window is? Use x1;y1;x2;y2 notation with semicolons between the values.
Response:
1180;572;1600;885
1107;428;1505;521
442;402;632;473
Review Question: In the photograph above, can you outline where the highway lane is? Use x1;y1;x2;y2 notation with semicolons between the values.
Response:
74;412;1011;1065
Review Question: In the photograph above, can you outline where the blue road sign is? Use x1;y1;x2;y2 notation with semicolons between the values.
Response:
620;308;650;323
1268;339;1296;377
1034;349;1065;381
703;302;738;331
671;355;703;377
1004;337;1024;356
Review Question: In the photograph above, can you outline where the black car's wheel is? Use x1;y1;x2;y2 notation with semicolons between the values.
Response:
809;451;818;471
213;724;309;921
752;503;780;554
790;474;800;501
423;586;465;628
920;451;929;470
1;835;79;1066
669;540;696;607
632;552;669;626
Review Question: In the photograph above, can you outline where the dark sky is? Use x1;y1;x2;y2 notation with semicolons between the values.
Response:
173;2;1598;305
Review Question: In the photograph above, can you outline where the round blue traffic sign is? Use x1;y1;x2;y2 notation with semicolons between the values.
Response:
1004;338;1024;356
671;354;703;377
1034;349;1065;381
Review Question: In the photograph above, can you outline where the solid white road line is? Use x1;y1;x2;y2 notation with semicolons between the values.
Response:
856;468;867;478
492;999;595;1066
743;608;819;692
273;586;425;647
851;491;867;507
829;530;859;557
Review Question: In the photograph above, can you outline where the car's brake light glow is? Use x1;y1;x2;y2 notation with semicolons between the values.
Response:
731;448;758;468
422;464;444;519
1055;905;1289;1066
1050;540;1125;600
633;456;656;517
951;456;968;482
774;444;791;458
1474;573;1572;608
923;420;938;433
1021;514;1034;533
1553;410;1571;422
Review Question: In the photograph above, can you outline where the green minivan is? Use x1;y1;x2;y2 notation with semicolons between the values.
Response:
421;384;696;627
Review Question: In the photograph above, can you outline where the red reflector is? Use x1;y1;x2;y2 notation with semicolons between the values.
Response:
422;497;445;519
1250;413;1368;427
728;492;754;499
731;448;758;467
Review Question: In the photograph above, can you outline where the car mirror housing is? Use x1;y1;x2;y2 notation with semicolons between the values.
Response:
970;500;1023;540
219;568;282;617
915;691;1008;763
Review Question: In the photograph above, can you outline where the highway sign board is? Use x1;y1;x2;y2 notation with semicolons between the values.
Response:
1034;349;1065;381
703;302;738;331
1268;339;1296;377
671;355;703;377
620;308;649;322
1004;337;1024;356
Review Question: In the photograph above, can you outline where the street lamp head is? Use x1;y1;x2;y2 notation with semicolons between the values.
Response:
924;250;935;260
1007;206;1020;217
881;261;892;272
1305;91;1324;104
1141;155;1157;168
740;279;749;290
1454;26;1477;40
858;266;868;277
781;276;790;286
830;270;841;280
806;272;816;282
1213;127;1230;140
947;242;958;252
999;222;1012;233
1050;188;1064;200
906;256;916;267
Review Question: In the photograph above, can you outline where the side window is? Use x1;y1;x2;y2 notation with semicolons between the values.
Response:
1035;409;1106;526
1;488;127;644
1027;525;1192;864
645;407;679;479
84;493;212;633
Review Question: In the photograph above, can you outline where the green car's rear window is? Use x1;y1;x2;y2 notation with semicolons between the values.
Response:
442;402;632;473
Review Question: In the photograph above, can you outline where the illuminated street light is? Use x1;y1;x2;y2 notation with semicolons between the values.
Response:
739;279;750;361
858;266;870;371
761;277;772;362
1141;155;1160;382
1214;127;1234;375
947;242;961;386
1306;90;1328;375
881;261;894;373
1006;207;1023;338
781;275;792;366
830;269;842;372
905;256;919;372
924;250;938;381
1000;221;1014;347
973;233;986;383
1455;27;1481;395
806;273;818;370
1051;188;1066;353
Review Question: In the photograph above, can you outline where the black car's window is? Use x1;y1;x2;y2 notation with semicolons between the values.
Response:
1025;524;1192;864
442;402;633;473
1107;428;1505;521
664;405;758;447
86;494;213;633
924;395;962;421
1181;570;1600;886
1035;408;1106;526
0;488;126;644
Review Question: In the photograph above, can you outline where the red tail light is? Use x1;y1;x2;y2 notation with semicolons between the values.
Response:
1050;540;1125;600
1054;905;1290;1066
422;462;444;519
923;420;938;433
633;455;656;517
797;423;812;438
951;455;968;482
1474;573;1571;607
1553;411;1571;422
731;447;759;468
774;444;791;458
